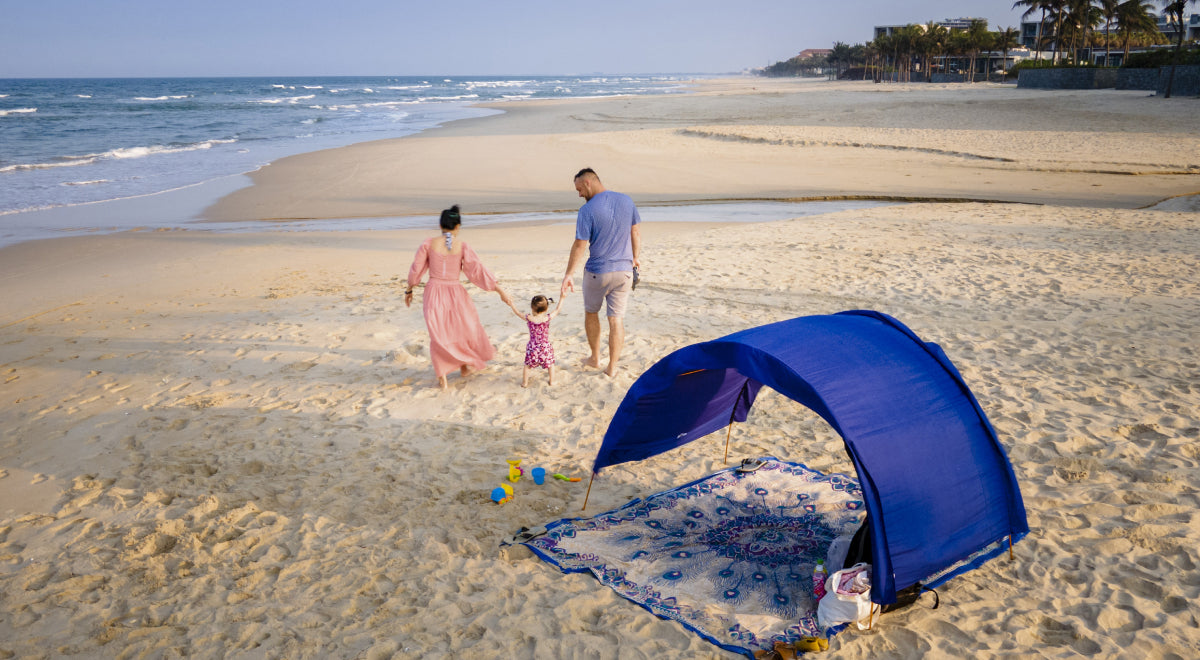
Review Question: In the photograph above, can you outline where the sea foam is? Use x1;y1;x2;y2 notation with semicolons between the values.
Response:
0;139;238;173
0;108;37;117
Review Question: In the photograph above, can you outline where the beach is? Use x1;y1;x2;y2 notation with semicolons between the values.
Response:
2;78;1199;659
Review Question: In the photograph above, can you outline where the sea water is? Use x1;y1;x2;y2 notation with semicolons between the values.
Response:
0;75;693;217
0;75;890;248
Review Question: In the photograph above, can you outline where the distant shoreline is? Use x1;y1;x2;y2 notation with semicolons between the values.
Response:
205;77;1200;224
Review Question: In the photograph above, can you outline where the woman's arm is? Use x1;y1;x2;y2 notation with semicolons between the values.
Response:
405;240;431;308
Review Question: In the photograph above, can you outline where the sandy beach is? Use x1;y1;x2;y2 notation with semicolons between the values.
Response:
2;78;1199;659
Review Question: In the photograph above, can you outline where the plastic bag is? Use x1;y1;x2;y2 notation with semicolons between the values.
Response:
816;562;877;631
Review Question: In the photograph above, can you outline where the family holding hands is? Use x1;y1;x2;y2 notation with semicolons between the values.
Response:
404;168;641;389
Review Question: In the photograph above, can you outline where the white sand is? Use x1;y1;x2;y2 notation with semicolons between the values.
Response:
2;80;1200;659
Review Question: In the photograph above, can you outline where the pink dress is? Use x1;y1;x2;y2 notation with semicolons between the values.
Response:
407;237;499;378
524;315;555;369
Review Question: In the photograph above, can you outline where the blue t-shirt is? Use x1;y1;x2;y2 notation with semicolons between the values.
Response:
576;190;641;274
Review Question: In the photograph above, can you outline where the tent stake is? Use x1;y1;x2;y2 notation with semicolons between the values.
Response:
723;422;734;465
581;473;595;512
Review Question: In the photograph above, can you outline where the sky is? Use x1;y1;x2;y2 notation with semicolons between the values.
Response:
1;0;1034;78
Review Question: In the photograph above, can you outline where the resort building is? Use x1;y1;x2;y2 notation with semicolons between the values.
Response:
1022;12;1200;53
874;17;987;40
1159;12;1200;43
796;49;832;60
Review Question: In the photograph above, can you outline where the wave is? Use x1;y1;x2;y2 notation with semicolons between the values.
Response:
0;107;37;117
415;94;480;102
253;95;316;105
134;95;191;101
77;94;93;99
62;179;110;186
0;94;8;98
361;100;421;108
0;138;237;173
462;80;535;88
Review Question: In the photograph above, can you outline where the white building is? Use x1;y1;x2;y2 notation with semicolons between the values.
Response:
874;17;987;40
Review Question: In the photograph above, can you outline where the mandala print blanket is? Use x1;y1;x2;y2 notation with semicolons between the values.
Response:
521;459;865;657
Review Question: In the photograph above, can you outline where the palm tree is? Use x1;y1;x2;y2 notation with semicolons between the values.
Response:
1057;0;1100;63
1047;0;1073;62
894;25;923;81
830;41;854;80
921;21;949;81
1116;0;1161;63
1098;0;1123;64
871;34;894;82
1014;0;1050;59
964;19;993;81
1161;0;1198;97
862;41;879;81
994;27;1021;79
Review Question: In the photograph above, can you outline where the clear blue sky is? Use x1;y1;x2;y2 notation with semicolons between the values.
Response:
1;0;1032;78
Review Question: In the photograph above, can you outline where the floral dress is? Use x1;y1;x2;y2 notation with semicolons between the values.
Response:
524;315;555;369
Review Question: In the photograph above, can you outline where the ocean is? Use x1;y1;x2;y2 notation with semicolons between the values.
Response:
0;75;693;217
0;75;890;247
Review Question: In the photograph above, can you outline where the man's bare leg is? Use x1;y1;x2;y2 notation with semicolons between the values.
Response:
605;316;624;377
581;311;602;368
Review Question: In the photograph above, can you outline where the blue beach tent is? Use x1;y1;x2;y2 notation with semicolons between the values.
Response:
592;310;1029;604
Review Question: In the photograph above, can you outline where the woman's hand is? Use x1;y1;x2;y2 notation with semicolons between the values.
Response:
405;290;414;307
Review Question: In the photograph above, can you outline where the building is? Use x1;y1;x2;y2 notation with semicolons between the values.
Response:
1159;12;1200;43
874;17;987;40
1020;19;1054;50
796;49;832;60
1023;12;1200;53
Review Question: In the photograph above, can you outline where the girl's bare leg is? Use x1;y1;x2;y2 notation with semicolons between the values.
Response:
548;364;556;386
522;365;530;388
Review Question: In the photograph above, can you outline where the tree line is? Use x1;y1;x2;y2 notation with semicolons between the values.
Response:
760;0;1195;83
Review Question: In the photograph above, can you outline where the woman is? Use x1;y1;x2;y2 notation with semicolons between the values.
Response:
405;205;511;389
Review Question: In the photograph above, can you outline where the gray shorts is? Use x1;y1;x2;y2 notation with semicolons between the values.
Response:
583;270;633;318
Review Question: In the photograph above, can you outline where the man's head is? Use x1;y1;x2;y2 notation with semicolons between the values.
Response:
573;168;603;201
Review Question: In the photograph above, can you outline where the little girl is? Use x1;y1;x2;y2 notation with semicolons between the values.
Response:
507;293;565;387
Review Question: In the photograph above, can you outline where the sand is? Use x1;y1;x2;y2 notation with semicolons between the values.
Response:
2;78;1200;659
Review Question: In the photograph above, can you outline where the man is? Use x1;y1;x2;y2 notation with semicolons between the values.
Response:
561;168;641;377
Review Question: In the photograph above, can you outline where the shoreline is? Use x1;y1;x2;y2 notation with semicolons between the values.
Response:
205;77;1200;222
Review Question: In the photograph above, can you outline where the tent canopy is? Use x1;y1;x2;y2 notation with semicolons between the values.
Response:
592;311;1028;604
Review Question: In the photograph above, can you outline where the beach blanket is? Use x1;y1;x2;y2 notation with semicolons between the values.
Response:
520;459;865;657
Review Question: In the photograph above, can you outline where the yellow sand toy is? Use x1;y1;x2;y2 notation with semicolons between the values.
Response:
507;459;524;482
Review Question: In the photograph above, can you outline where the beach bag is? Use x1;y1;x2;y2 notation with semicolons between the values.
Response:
816;562;877;631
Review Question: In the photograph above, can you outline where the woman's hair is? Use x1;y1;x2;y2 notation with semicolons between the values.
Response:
439;205;462;231
531;295;551;314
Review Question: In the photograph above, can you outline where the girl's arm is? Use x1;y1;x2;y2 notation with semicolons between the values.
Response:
506;300;527;320
547;294;566;320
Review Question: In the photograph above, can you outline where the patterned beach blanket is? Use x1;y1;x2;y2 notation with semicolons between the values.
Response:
521;459;865;657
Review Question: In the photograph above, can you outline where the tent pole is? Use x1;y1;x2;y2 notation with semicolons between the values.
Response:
723;422;734;465
1008;534;1014;560
581;473;595;512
